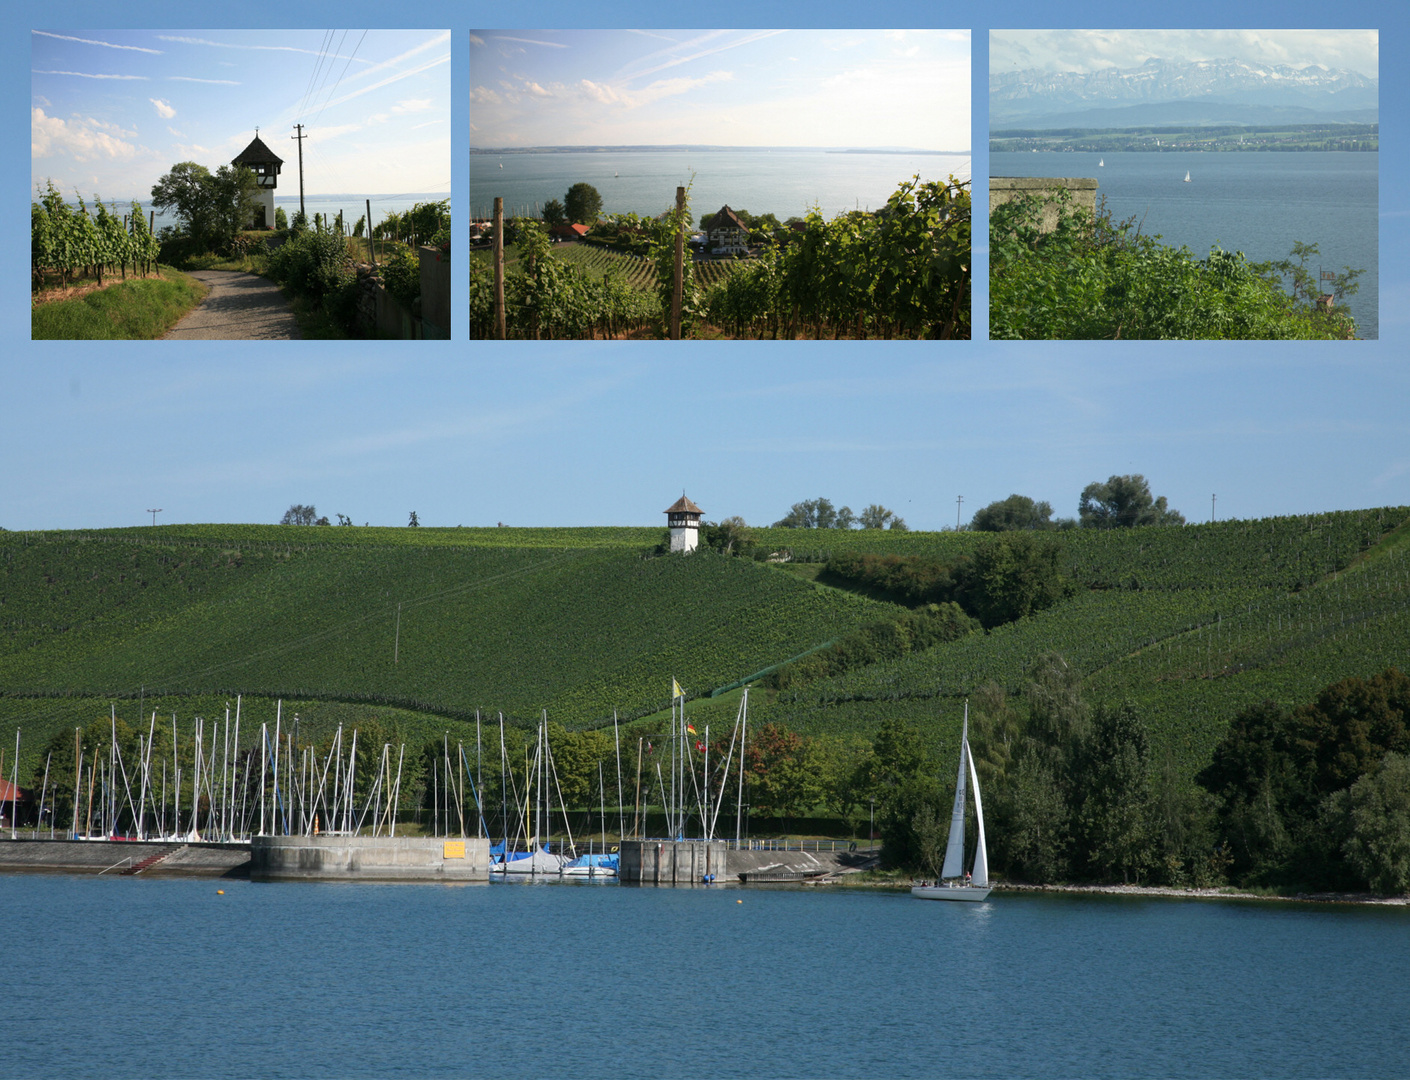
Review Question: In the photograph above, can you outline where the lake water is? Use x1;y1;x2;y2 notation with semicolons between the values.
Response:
51;193;451;238
3;875;1407;1079
470;149;972;226
990;152;1379;339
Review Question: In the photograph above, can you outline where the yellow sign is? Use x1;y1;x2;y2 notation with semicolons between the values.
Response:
443;841;465;860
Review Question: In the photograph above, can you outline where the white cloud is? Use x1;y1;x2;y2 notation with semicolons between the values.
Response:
32;31;162;54
167;126;185;137
392;98;433;113
150;98;176;119
470;86;503;105
524;82;551;98
32;107;138;162
33;69;147;80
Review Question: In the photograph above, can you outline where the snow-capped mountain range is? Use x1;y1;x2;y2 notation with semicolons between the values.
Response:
991;56;1378;128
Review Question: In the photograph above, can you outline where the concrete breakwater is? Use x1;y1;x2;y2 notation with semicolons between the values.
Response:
618;840;874;885
251;835;490;882
0;838;251;877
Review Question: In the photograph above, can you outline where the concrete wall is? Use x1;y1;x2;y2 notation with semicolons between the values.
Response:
0;838;249;877
418;246;451;339
251;835;489;882
990;177;1098;233
618;839;729;884
352;249;451;340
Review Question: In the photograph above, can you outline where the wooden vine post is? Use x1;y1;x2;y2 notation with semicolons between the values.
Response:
493;196;506;340
670;186;684;340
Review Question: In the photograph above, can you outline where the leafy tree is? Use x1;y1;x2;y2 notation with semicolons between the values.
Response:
702;516;753;556
958;532;1066;627
744;724;820;821
773;497;838;528
290;209;309;234
274;206;288;230
858;504;905;530
1073;704;1152;883
971;494;1055;531
150;161;260;253
542;199;565;227
1325;753;1410;894
564;182;603;226
1079;474;1184;529
280;504;318;526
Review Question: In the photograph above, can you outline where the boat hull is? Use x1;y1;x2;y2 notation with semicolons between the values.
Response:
911;884;991;902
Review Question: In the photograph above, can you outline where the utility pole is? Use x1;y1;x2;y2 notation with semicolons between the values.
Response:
146;508;162;526
956;495;964;531
1212;494;1217;522
291;124;307;220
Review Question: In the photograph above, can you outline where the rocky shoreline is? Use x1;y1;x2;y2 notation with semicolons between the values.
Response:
992;881;1409;906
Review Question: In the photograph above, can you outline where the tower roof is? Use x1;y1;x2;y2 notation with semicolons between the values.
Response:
233;134;284;168
665;494;703;515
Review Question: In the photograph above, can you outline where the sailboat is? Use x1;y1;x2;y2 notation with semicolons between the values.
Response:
1183;170;1191;183
912;706;990;902
1098;158;1104;167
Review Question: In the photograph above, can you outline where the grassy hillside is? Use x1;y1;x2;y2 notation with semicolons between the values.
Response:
3;509;1407;780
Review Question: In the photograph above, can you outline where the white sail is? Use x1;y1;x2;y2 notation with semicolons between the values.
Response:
966;734;988;887
939;712;969;880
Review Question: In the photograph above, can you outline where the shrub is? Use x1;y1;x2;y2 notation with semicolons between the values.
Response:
381;247;421;308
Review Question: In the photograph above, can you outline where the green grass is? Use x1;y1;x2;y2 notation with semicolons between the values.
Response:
31;267;207;340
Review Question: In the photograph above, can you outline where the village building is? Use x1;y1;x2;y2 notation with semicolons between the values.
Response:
232;131;284;229
705;205;749;256
551;223;590;242
664;494;703;553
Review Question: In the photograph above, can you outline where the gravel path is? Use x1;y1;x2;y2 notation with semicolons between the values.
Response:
162;269;300;340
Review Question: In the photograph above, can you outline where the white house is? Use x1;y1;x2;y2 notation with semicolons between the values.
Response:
706;206;749;256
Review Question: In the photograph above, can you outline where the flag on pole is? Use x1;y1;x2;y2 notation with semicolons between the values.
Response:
686;722;697;736
672;678;683;699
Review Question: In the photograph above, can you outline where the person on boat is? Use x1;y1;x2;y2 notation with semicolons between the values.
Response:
964;871;972;886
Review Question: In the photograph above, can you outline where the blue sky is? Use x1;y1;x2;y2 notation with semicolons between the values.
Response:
31;29;451;203
5;0;1407;534
470;30;970;150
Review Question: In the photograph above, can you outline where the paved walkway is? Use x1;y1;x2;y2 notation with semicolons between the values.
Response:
163;269;301;340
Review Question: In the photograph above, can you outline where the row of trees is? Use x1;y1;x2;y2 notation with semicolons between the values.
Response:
711;659;1410;894
971;476;1185;531
990;191;1362;340
279;504;417;527
31;181;162;290
773;498;907;531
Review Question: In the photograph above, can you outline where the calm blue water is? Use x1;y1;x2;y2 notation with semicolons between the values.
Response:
990;152;1379;339
470;150;972;225
3;875;1407;1079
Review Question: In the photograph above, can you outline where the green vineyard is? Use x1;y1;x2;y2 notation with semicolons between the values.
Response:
3;506;1406;782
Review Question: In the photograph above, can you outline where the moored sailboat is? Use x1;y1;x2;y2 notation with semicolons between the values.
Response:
912;706;990;902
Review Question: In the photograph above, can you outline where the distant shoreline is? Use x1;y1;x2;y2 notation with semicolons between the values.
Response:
471;146;968;156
